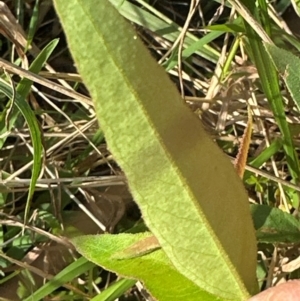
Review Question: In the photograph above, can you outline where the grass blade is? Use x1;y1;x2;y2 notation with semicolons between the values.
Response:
0;80;43;223
23;257;94;301
108;0;220;63
90;278;136;301
0;39;59;148
0;39;58;223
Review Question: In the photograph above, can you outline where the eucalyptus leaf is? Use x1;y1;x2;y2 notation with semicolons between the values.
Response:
54;0;258;299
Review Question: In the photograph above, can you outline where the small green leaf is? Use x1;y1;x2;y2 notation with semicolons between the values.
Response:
73;233;219;301
26;0;40;48
243;138;283;182
205;22;245;33
163;31;223;71
18;39;59;97
251;204;300;243
264;43;300;112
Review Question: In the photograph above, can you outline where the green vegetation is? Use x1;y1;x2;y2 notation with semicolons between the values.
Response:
0;0;300;300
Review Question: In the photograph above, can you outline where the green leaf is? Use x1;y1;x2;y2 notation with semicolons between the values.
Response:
243;138;283;181
251;204;300;243
264;43;300;112
73;233;219;301
18;39;59;97
54;0;258;299
205;23;245;33
163;31;223;71
26;0;40;47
